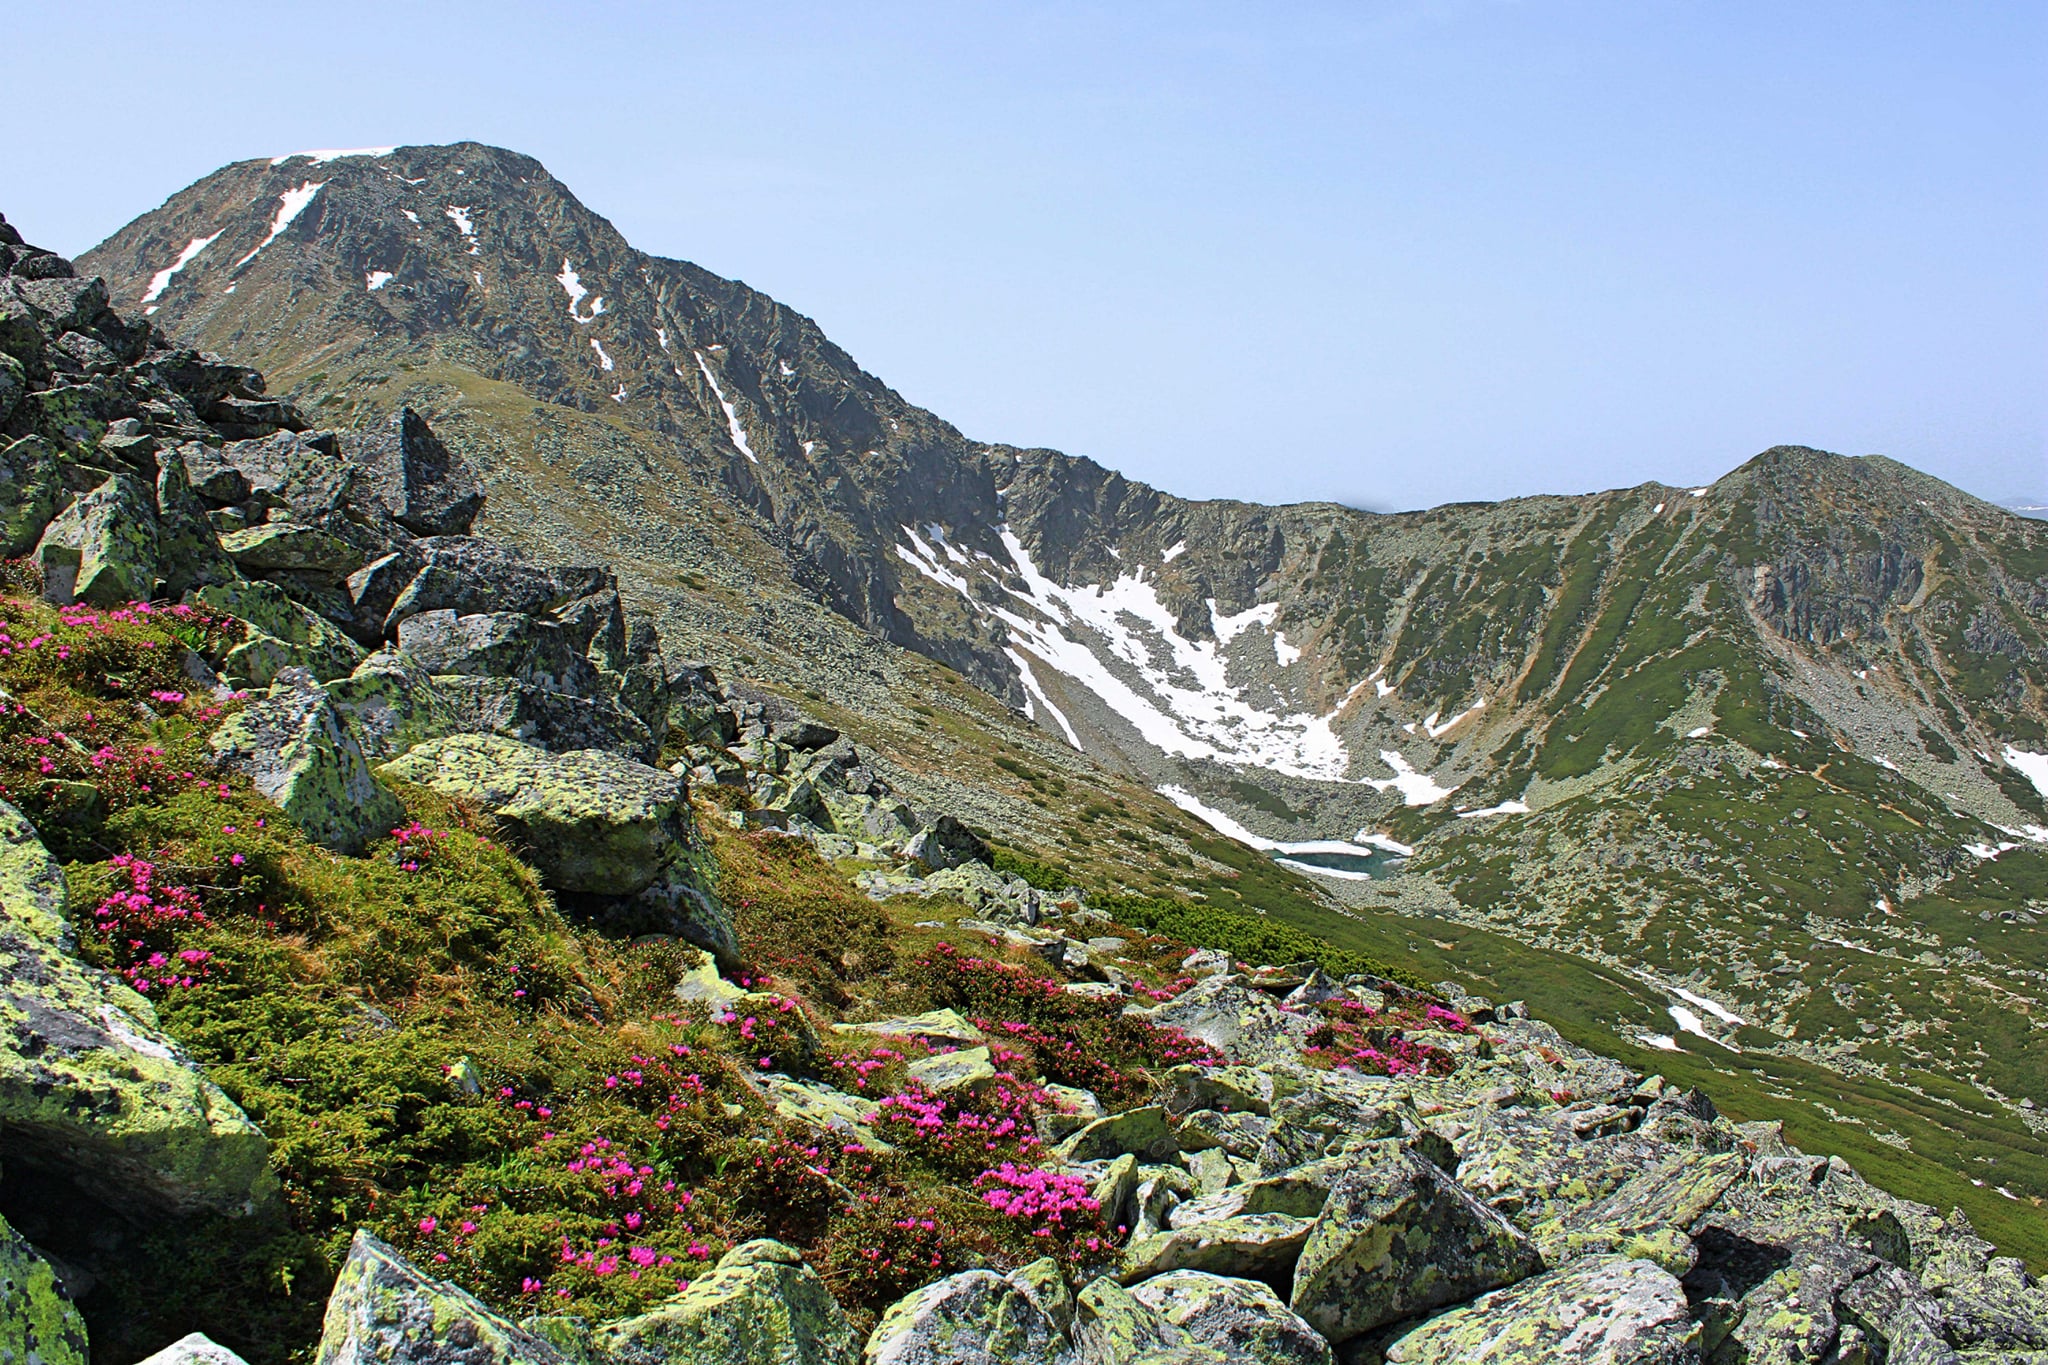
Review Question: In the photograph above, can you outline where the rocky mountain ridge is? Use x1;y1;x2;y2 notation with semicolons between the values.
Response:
46;147;2048;1248
6;197;2048;1365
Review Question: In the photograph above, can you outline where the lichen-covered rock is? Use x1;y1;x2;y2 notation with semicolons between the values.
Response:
1535;1152;1746;1273
211;668;405;854
1383;1255;1699;1364
1162;1065;1274;1118
863;1269;1074;1365
377;735;682;895
760;1075;893;1152
134;1332;253;1365
396;611;604;698
36;472;159;606
1289;1145;1540;1343
1128;1271;1333;1365
323;652;457;761
1057;1106;1179;1164
0;797;70;949
0;435;63;557
1071;1277;1216;1365
153;447;239;595
314;1230;565;1365
594;1240;860;1365
1006;1259;1077;1337
219;522;362;575
195;580;366;685
0;805;275;1219
1119;1212;1315;1290
905;1047;996;1094
1132;976;1317;1069
432;675;655;764
832;1010;985;1047
0;1211;89;1365
347;408;484;537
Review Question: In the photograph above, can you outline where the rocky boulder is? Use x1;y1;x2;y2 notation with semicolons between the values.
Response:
1289;1145;1539;1344
0;799;276;1220
210;668;406;854
1383;1255;1699;1364
594;1240;860;1365
1127;1271;1332;1365
864;1269;1074;1365
377;734;735;962
135;1333;252;1365
314;1230;566;1365
347;407;484;537
0;1211;89;1365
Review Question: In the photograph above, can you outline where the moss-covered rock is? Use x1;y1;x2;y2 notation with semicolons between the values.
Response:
593;1240;860;1365
863;1268;1071;1365
1056;1106;1178;1164
1070;1277;1217;1364
0;809;275;1220
218;523;363;576
314;1231;565;1365
210;668;406;854
35;473;159;606
1119;1213;1314;1290
1382;1255;1698;1364
1288;1145;1539;1344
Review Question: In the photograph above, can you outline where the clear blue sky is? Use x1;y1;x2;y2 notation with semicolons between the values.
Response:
7;1;2042;510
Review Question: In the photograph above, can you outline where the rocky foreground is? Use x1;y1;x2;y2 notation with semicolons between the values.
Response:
3;211;2048;1365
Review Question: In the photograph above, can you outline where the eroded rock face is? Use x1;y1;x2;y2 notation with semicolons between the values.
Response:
1288;1145;1539;1344
314;1230;566;1365
594;1240;860;1365
0;799;275;1224
1382;1255;1699;1364
864;1269;1073;1365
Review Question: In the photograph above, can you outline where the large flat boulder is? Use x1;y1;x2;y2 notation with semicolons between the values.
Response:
376;734;677;895
314;1231;565;1365
1382;1255;1699;1364
594;1240;859;1365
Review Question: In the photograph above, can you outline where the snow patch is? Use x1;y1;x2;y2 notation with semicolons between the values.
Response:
140;233;221;305
1638;1033;1682;1052
1004;647;1081;749
1687;726;1713;739
1162;541;1188;563
693;351;757;463
1355;831;1415;856
1874;754;1899;772
591;338;615;371
402;209;420;225
656;327;669;350
610;384;627;403
1274;633;1301;667
444;205;474;236
270;146;394;165
1670;984;1744;1026
1363;751;1457;806
1425;700;1485;739
1376;677;1395;698
2003;746;2048;803
1276;857;1376;882
1652;502;1665;514
1458;799;1530;819
233;181;325;268
1666;1005;1734;1048
365;270;394;291
780;360;796;377
555;260;604;323
1689;487;1708;497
